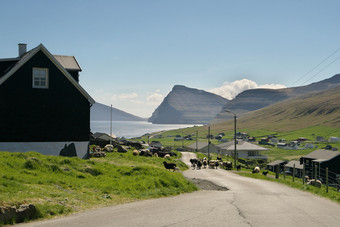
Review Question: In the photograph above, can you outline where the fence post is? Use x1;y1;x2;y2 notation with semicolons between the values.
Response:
314;165;317;180
293;164;295;182
303;164;305;185
284;165;286;180
326;168;328;193
276;165;279;179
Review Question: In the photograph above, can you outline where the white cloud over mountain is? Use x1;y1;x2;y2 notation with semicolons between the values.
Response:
208;79;286;100
93;79;286;118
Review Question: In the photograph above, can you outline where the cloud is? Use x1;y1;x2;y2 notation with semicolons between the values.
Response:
118;92;138;100
209;79;286;100
146;92;164;106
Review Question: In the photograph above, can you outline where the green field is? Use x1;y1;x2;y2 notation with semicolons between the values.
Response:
138;125;340;162
0;150;197;224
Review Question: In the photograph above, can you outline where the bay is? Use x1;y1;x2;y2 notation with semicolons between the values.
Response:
91;121;200;139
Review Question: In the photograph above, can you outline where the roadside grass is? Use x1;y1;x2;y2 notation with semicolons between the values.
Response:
234;169;340;205
0;150;197;224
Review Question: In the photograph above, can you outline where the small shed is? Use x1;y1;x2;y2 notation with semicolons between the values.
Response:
267;160;287;172
285;160;303;178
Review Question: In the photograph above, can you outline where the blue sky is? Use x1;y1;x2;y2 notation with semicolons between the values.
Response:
1;0;340;118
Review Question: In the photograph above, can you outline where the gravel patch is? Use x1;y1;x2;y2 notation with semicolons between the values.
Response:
187;178;229;191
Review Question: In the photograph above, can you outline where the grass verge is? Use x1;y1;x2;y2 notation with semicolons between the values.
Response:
0;150;197;224
234;170;340;204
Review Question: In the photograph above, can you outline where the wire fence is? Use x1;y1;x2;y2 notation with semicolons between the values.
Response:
274;164;340;193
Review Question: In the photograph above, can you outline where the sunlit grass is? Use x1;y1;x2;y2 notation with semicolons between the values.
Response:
0;150;197;224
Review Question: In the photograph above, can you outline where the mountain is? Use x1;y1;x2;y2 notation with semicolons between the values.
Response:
210;84;340;131
213;74;340;123
90;103;145;121
148;85;228;124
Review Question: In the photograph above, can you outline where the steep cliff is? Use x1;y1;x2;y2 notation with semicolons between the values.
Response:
148;85;228;124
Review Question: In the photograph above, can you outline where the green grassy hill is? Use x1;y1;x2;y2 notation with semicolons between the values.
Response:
210;85;340;132
0;150;196;224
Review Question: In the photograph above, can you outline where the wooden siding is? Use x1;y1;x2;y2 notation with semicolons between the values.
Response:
0;50;91;142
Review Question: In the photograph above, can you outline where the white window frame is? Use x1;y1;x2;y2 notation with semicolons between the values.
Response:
32;67;49;89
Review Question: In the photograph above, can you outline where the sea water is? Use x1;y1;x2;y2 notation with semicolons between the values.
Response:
90;121;200;139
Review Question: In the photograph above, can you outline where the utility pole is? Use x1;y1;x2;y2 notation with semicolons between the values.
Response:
208;126;211;160
225;110;237;168
196;130;198;152
110;104;112;145
233;113;237;168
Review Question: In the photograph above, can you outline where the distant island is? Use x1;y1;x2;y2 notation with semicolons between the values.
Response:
90;103;146;121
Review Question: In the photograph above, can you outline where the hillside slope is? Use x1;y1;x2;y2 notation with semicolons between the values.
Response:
148;85;228;124
213;74;340;122
91;103;145;121
211;85;340;132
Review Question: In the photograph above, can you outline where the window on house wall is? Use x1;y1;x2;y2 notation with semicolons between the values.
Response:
32;68;48;88
248;151;255;156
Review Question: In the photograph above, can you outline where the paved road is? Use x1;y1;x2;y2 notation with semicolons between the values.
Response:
17;152;340;227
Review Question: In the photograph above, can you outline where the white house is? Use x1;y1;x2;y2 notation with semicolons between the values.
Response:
216;141;268;160
329;137;340;142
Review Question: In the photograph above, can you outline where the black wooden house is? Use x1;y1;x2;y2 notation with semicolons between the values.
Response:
300;149;340;184
0;44;95;158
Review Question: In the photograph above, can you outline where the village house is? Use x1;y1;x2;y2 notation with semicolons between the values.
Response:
216;141;268;160
0;44;95;158
300;149;340;184
187;141;218;154
149;141;162;148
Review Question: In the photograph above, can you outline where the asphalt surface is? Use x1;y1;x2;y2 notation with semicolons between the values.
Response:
16;152;340;227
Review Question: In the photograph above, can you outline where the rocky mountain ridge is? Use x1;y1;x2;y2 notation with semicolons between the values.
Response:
148;85;228;124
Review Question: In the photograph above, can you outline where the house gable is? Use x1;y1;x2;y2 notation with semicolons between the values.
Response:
0;44;94;104
0;44;94;143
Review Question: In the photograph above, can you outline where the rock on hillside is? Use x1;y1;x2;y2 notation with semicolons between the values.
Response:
91;103;145;121
148;85;228;124
213;74;340;123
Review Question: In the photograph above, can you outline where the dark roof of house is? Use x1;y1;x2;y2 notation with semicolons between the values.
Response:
303;149;340;162
267;160;286;166
0;44;94;104
53;55;82;71
285;160;303;169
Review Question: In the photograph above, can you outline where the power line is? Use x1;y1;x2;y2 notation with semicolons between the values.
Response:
302;55;340;85
291;47;340;86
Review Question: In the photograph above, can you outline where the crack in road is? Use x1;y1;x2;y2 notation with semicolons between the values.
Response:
231;193;253;226
161;205;218;227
